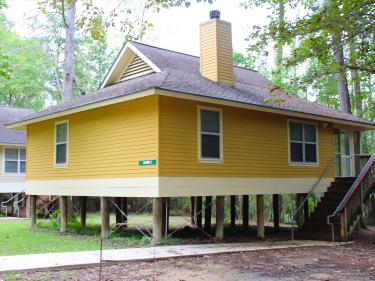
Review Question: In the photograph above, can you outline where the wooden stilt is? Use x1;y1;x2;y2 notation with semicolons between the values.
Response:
60;196;68;233
115;197;122;225
242;195;249;229
230;195;236;228
80;196;87;227
30;195;37;229
303;193;309;222
369;193;375;224
153;197;163;245
121;197;128;227
190;196;195;224
273;194;280;232
204;196;212;232
296;193;304;228
100;197;110;239
195;196;203;228
256;194;265;239
161;198;169;237
215;196;225;241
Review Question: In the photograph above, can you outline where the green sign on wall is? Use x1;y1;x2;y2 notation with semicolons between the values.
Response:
139;159;157;166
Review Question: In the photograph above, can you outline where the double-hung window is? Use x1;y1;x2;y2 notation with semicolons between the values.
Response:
199;108;222;161
3;148;26;174
289;121;318;164
55;121;68;166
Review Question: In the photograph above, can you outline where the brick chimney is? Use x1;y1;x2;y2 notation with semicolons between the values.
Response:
199;10;234;86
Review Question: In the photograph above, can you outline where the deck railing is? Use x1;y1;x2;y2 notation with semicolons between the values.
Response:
327;154;375;242
1;191;25;217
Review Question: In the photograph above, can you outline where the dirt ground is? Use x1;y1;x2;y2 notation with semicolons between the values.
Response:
3;226;375;281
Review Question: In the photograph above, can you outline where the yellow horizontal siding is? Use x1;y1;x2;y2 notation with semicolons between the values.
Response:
26;95;159;180
158;95;334;178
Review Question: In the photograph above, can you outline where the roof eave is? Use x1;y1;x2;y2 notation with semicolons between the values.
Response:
155;87;375;131
7;88;156;130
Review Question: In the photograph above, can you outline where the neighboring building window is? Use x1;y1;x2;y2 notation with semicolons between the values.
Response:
289;121;318;164
199;108;222;160
55;121;68;165
4;148;26;174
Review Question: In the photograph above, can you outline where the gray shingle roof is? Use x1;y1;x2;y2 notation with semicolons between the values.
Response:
8;41;375;128
0;106;34;144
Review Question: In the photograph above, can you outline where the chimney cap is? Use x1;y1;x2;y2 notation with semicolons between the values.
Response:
209;10;220;19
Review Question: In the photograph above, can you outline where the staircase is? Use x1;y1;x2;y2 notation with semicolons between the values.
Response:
297;154;375;241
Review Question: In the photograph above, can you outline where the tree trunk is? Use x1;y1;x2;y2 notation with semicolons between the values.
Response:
61;0;77;102
332;33;351;113
349;43;362;116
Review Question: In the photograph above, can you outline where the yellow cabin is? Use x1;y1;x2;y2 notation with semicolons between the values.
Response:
8;11;375;242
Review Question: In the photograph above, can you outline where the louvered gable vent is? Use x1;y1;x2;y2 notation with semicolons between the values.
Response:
119;55;154;82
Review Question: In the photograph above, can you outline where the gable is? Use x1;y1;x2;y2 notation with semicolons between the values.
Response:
119;54;154;82
100;42;161;88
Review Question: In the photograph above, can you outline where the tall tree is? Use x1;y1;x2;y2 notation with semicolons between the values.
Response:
61;0;76;102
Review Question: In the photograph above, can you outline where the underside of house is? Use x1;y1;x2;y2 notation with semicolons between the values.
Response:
7;11;375;243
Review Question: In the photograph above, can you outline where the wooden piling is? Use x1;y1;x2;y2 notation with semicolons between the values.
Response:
153;197;163;245
101;197;110;239
230;195;236;228
190;196;195;224
60;196;68;233
30;195;37;229
195;196;202;228
256;194;265;239
215;196;225;241
121;197;128;227
273;194;280;232
80;196;87;227
204;196;212;231
242;195;249;229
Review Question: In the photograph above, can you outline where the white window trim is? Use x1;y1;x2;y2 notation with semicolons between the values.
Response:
197;106;224;163
54;120;69;168
2;146;26;175
287;119;319;166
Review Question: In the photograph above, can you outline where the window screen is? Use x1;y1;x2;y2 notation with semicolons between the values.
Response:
200;109;221;159
289;122;317;164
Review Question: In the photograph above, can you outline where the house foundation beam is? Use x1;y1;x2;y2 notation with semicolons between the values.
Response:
204;196;212;232
80;196;87;227
153;197;163;245
257;194;265;239
215;195;225;241
101;197;110;239
30;195;37;229
242;195;249;229
60;196;68;233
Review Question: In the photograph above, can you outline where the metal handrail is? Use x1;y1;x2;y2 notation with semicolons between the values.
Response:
291;156;335;240
13;194;27;217
327;154;375;241
1;191;25;217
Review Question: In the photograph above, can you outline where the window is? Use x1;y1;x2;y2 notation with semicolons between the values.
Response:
289;121;318;164
199;108;222;161
4;148;26;174
55;121;68;166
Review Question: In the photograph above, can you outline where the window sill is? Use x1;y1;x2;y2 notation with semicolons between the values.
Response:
198;158;224;164
54;164;68;169
288;162;319;167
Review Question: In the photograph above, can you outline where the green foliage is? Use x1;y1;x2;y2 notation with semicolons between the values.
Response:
233;52;255;69
0;13;52;110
